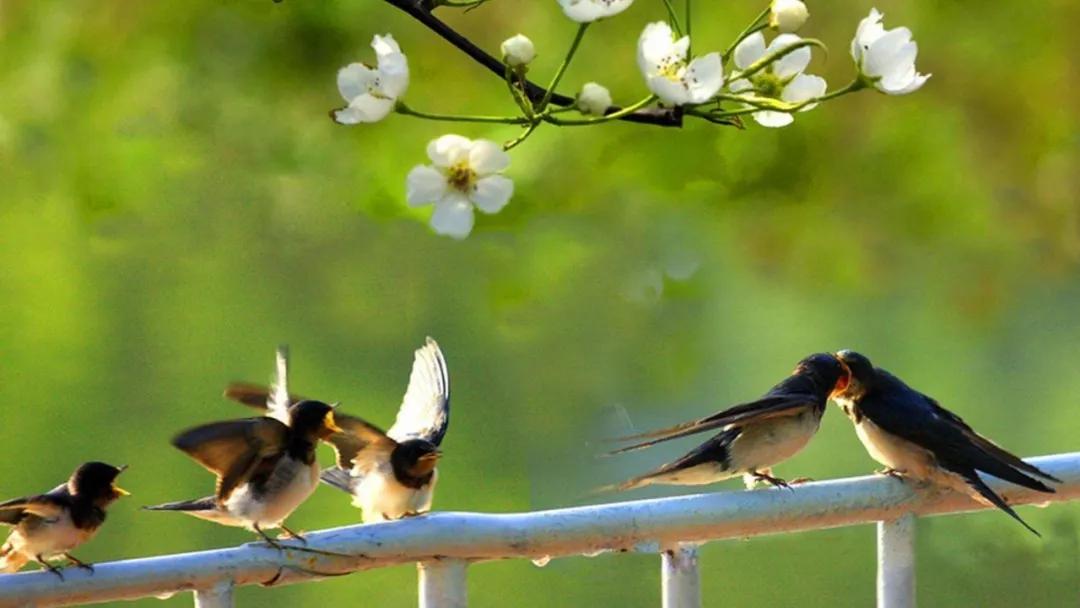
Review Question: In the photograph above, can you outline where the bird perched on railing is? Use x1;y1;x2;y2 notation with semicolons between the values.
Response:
831;350;1061;535
224;337;450;523
144;347;344;546
600;353;850;492
0;462;129;578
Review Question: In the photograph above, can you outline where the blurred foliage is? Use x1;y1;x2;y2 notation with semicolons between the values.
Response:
1;0;1079;606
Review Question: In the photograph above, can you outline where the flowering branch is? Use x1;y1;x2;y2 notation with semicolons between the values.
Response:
382;0;683;127
326;1;929;239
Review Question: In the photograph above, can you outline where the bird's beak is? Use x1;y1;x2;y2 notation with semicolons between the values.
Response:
113;485;131;497
324;410;345;434
831;354;852;395
117;465;129;473
420;449;443;463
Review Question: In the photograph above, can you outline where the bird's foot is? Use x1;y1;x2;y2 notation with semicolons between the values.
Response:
753;472;793;490
37;557;65;581
254;525;284;551
876;468;905;480
64;553;94;573
279;525;308;545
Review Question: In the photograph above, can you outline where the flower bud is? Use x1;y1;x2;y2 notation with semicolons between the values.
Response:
576;82;613;116
769;0;809;33
500;34;536;68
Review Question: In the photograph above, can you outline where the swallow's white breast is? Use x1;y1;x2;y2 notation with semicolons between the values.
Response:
728;407;822;474
352;463;437;523
225;456;319;528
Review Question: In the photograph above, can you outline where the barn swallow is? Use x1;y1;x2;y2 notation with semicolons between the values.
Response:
601;353;849;492
145;347;344;546
0;462;128;578
224;337;450;523
832;350;1061;535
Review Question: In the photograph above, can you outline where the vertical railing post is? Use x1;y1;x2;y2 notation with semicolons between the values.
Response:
661;545;701;608
193;580;235;608
418;559;468;608
877;513;916;608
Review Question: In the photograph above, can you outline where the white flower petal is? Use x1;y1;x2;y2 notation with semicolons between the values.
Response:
685;52;723;103
728;78;753;92
469;140;510;175
501;34;536;67
372;34;402;58
887;71;930;95
753;110;794;128
558;0;634;23
733;32;767;70
782;73;826;111
406;165;447;207
426;134;473;167
471;175;514;214
638;22;677;77
769;34;811;79
648;75;690;105
333;94;395;124
851;7;886;63
864;28;911;78
337;63;376;102
430;195;475;239
377;53;410;98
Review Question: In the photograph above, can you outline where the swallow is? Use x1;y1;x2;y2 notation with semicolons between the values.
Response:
0;462;129;578
832;350;1061;535
601;353;849;492
224;337;449;523
145;347;344;546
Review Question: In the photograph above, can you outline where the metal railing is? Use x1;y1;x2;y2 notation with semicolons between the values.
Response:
1;452;1077;608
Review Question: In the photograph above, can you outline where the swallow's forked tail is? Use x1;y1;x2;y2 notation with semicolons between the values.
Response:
142;496;217;512
958;468;1042;537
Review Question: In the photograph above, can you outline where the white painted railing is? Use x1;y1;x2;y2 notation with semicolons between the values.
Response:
1;452;1077;608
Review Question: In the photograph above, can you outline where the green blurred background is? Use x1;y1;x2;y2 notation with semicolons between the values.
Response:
1;0;1079;605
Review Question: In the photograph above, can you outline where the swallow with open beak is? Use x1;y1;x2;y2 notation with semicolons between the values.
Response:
601;353;850;492
832;350;1061;535
145;347;343;546
224;338;449;523
0;462;129;578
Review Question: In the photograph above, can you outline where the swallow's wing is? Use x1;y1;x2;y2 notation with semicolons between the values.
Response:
324;411;396;469
387;337;451;446
265;346;292;425
172;418;290;501
222;384;306;410
862;373;1057;493
606;393;813;456
0;494;65;525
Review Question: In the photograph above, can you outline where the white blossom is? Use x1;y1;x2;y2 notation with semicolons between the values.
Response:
577;82;613;115
770;0;809;33
501;34;536;68
406;135;514;240
637;22;723;106
851;8;929;95
557;0;633;23
333;34;409;124
728;32;826;128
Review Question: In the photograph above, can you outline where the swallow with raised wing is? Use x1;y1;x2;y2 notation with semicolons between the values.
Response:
224;337;450;523
145;347;343;546
832;349;1061;535
602;353;849;492
0;462;129;578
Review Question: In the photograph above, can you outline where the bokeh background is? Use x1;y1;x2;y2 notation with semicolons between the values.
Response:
2;0;1079;605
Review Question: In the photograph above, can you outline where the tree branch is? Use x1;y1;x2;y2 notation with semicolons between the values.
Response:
383;0;684;127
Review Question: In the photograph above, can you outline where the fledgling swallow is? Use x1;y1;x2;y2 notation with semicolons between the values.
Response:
224;337;450;523
0;462;129;578
601;353;849;492
832;350;1061;535
144;347;343;546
